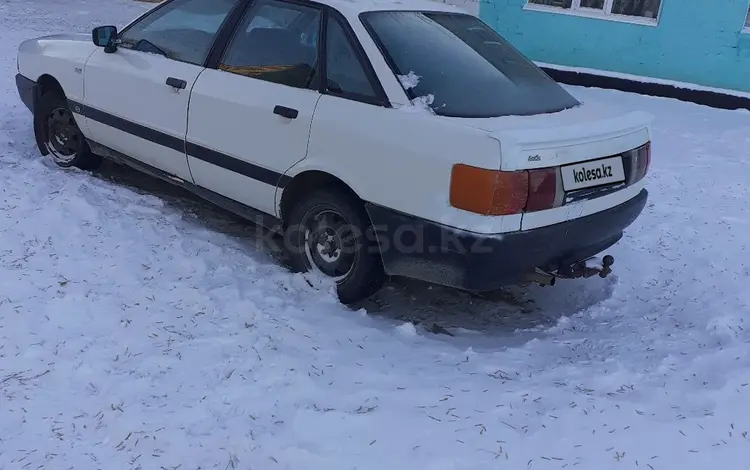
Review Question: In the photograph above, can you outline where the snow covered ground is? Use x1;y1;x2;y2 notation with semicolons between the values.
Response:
1;1;749;469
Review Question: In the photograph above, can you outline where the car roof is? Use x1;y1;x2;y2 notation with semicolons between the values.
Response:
318;0;468;16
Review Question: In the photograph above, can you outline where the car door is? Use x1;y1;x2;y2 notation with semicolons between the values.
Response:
83;0;243;182
288;10;392;206
186;0;323;217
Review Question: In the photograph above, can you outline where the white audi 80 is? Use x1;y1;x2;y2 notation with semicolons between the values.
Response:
15;0;652;303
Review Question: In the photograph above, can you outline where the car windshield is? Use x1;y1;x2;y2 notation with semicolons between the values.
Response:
360;11;580;118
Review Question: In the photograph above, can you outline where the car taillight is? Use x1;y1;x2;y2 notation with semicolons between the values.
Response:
526;167;557;212
633;141;650;182
449;165;560;216
449;164;528;215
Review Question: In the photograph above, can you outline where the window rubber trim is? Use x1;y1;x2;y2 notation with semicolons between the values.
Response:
204;0;256;68
320;7;391;107
116;0;250;67
117;0;178;39
358;10;428;105
207;0;327;88
359;10;581;118
203;0;390;107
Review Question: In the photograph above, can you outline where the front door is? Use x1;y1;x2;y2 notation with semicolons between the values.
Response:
186;0;323;217
83;0;242;182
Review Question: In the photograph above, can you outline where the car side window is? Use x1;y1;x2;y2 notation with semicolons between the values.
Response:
245;4;305;32
220;0;322;90
325;16;378;102
119;0;240;66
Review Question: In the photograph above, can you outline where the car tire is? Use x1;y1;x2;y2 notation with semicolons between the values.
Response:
285;187;387;304
35;91;101;170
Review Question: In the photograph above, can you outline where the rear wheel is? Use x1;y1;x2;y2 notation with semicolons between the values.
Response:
286;187;386;304
35;91;101;170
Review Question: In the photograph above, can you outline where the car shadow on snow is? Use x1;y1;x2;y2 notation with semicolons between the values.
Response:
91;159;615;339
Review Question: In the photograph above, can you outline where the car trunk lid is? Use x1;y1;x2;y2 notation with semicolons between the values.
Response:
446;101;653;231
452;101;653;171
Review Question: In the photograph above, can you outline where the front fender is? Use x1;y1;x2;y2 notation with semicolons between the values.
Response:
18;34;97;103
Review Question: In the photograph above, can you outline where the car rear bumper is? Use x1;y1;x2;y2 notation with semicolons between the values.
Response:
16;73;36;112
365;189;648;291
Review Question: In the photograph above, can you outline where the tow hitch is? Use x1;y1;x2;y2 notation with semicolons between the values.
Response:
558;255;615;279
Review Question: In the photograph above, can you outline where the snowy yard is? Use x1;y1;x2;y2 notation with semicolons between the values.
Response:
1;0;749;469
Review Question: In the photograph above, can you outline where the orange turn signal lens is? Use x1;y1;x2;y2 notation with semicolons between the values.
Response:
449;164;529;216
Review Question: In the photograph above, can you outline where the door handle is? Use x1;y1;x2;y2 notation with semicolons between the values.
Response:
166;77;187;89
273;105;298;119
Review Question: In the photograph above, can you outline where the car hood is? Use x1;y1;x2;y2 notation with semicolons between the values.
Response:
19;33;94;54
36;33;92;43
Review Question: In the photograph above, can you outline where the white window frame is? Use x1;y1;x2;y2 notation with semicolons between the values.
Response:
523;0;662;26
742;5;750;34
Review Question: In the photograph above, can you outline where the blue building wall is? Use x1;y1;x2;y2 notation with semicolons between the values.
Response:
479;0;750;93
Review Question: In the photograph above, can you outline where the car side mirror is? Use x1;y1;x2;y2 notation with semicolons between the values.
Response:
92;25;118;53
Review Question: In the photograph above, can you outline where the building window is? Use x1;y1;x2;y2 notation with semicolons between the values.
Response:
581;0;605;9
610;0;660;18
745;5;750;29
527;0;662;22
528;0;572;7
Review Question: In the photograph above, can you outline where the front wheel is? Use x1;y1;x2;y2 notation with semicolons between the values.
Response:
285;187;386;304
35;91;101;170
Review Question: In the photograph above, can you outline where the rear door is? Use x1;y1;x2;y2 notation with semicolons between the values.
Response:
186;0;323;217
83;0;242;182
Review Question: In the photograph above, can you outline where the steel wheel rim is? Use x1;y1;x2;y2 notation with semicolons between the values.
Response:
302;209;356;282
46;107;81;164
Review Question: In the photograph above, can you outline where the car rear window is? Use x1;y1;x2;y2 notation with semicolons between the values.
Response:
360;11;580;118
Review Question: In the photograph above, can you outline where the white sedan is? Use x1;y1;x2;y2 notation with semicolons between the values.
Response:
15;0;652;304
